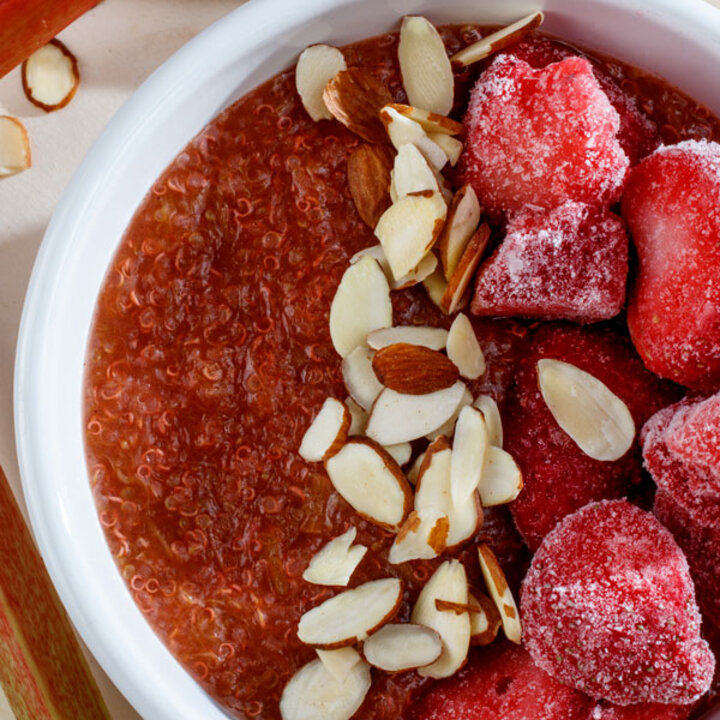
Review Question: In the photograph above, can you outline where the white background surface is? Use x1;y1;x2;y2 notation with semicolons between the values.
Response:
0;0;719;718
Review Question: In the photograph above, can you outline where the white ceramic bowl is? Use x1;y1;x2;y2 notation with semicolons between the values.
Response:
14;0;720;718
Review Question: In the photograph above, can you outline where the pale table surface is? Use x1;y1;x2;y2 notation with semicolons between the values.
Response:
1;1;720;718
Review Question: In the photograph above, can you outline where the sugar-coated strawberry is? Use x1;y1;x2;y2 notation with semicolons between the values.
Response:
505;323;680;550
460;54;629;219
471;202;628;322
522;499;715;706
623;140;720;391
588;700;693;720
407;642;594;720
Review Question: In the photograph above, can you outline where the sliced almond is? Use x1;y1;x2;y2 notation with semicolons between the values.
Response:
429;133;463;166
406;452;425;485
537;359;635;462
295;44;347;121
367;325;448;352
374;190;447;280
325;438;413;530
280;656;371;720
324;68;393;144
316;647;362;684
439;186;482;280
366;381;467;445
347;143;393;228
384;442;412;467
350;244;390;274
329;255;392;357
423;266;450;314
411;559;470;678
393;252;439;291
478;544;521;644
469;591;502;646
299;397;351;462
447;313;486;380
473;395;503;448
303;528;368;587
390;143;440;202
386;104;463;136
372;343;459;395
22;39;79;113
450;406;489;505
425;386;473;441
363;623;442;672
0;116;31;177
342;346;384;412
398;16;454;115
478;446;523;507
298;577;403;648
441;223;491;314
451;11;545;68
380;106;448;172
345;397;368;436
389;509;449;564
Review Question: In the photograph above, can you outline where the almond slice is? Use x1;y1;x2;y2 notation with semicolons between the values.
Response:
451;11;544;68
473;395;503;448
386;104;463;136
411;559;470;678
388;509;449;564
347;143;393;228
450;406;489;505
423;266;451;314
316;647;362;684
398;16;454;115
469;591;502;646
429;133;463;166
380;106;448;172
295;44;347;121
478;446;523;507
280;656;371;720
342;346;384;412
441;223;491;314
350;244;390;274
393;252;439;290
324;68;393;144
325;438;413;530
425;386;473;441
22;39;79;112
303;528;368;587
372;343;459;395
299;397;351;462
384;442;412;467
298;577;403;648
363;623;442;672
390;143;441;202
329;255;392;357
537;359;635;461
439;186;482;280
367;325;448;352
366;381;467;445
0;116;31;177
478;544;521;644
374;190;447;281
345;397;368;436
447;313;486;380
406;452;425;485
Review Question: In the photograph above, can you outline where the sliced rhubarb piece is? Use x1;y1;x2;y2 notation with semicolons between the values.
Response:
440;223;491;314
390;143;441;201
478;544;521;644
473;395;503;447
342;345;384;412
329;255;392;357
450;406;489;505
347;143;393;228
295;44;347;121
438;186;482;280
325;438;413;530
298;577;403;648
363;623;442;672
386;104;463;136
372;343;459;395
367;325;448;352
366;381;467;445
537;358;635;462
398;16;454;115
411;559;471;678
478;447;523;507
299;397;351;462
447;313;485;380
302;528;367;587
316;647;362;684
280;656;371;720
0;116;31;177
388;509;449;564
380;106;448;171
22;39;79;112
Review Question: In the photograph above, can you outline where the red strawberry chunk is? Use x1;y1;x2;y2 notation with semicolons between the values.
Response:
460;54;629;219
589;700;693;719
505;323;680;550
623;140;720;391
471;202;628;322
522;499;715;706
407;642;594;720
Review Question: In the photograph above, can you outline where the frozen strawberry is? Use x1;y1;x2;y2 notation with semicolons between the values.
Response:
623;140;720;391
460;54;629;219
522;499;715;706
407;642;594;720
505;323;680;550
588;700;693;720
471;202;628;322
